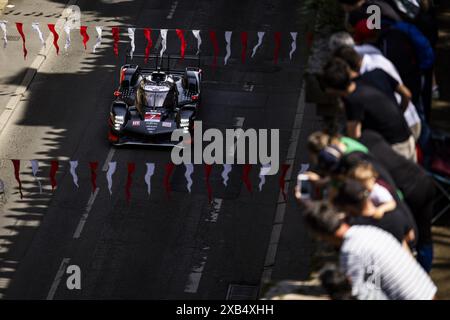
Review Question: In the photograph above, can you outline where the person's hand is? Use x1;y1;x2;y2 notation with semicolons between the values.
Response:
373;208;385;220
305;171;321;182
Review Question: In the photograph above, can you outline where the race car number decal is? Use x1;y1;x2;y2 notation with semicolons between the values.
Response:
145;113;161;122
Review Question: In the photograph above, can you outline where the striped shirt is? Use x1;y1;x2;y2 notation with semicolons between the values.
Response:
340;225;437;300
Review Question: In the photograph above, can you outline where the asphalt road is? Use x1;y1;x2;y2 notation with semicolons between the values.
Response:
0;0;316;299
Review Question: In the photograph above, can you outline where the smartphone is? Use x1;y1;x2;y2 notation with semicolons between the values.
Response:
297;174;312;199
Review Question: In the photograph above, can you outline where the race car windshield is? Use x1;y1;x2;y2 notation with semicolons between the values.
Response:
144;91;170;107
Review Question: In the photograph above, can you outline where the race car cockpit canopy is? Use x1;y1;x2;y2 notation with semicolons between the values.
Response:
135;79;176;113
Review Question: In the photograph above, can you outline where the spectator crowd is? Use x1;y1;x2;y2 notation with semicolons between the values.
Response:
296;0;442;300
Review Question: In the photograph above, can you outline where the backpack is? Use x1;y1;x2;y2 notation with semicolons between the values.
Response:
389;0;422;21
391;21;435;70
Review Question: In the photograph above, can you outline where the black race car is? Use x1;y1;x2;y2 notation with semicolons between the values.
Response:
108;55;202;146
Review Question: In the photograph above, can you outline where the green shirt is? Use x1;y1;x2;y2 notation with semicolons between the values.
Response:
340;137;369;155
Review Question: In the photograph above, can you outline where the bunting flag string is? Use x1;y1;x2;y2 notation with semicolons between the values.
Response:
127;27;135;59
159;29;168;57
64;24;71;52
143;28;153;63
47;24;60;55
31;22;46;49
242;164;253;194
241;31;248;64
209;30;219;68
273;31;282;64
106;161;117;195
145;163;155;196
289;32;298;60
69;160;79;188
93;26;103;53
164;162;176;199
184;163;194;193
251;31;264;58
112;26;120;57
89;162;98;193
192;30;201;55
126;162;135;203
30;160;42;194
221;164;232;187
0;20;7;48
80;26;90;50
224;31;232;65
279;164;291;201
16;22;27;59
11;160;23;199
258;164;271;192
50;160;59;191
205;164;213;203
175;29;186;60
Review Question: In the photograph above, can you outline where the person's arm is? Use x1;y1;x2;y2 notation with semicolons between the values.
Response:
347;121;362;139
395;84;412;112
373;199;397;219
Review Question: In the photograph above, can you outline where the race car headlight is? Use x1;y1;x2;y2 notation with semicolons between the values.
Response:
111;114;125;131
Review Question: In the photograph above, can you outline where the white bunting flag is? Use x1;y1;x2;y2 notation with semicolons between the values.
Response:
0;20;7;48
30;160;42;194
160;29;168;57
106;161;117;195
251;32;265;58
192;30;202;55
69;161;79;188
221;164;232;187
64;24;71;52
289;32;298;60
127;27;135;60
224;31;232;65
93;26;103;53
31;22;46;49
184;164;194;193
144;163;155;196
258;164;272;192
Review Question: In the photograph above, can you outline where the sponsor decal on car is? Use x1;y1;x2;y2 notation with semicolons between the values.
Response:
132;121;140;126
162;122;172;128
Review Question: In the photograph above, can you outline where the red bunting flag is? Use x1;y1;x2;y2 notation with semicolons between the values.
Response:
80;26;90;50
143;28;153;63
209;30;219;68
112;27;120;57
15;23;27;59
164;163;176;200
279;164;291;201
274;32;282;64
125;162;135;203
176;29;187;60
241;31;248;64
11;160;23;199
242;164;253;193
47;24;60;55
89;162;98;193
50;160;59;191
205;164;213;203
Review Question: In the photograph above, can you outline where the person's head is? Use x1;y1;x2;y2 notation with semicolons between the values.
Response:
317;146;344;175
347;162;378;191
320;58;354;97
302;201;348;246
337;0;366;12
319;263;355;300
333;46;362;76
307;131;331;164
329;32;355;52
332;178;370;216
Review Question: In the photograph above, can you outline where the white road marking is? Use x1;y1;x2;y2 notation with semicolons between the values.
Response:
46;257;71;300
261;85;306;284
166;0;179;20
102;148;115;172
184;198;223;293
73;188;100;239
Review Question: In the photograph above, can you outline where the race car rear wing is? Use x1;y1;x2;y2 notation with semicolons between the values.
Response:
124;54;201;75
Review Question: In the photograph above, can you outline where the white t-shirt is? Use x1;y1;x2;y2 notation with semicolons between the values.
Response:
370;182;394;207
341;225;437;300
355;45;421;127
